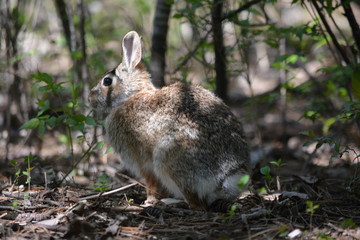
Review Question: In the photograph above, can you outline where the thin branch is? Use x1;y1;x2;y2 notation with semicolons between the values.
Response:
341;0;360;58
310;0;350;65
173;30;212;74
303;1;341;65
221;0;264;21
79;183;138;200
59;143;95;185
324;3;355;62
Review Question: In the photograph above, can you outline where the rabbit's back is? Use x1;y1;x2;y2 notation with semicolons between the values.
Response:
107;82;248;157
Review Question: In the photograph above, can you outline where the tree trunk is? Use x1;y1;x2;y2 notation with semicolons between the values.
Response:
150;0;172;88
1;0;26;160
54;0;73;53
54;0;89;101
212;0;228;102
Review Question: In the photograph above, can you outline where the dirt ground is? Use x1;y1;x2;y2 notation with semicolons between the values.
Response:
1;103;360;240
1;148;360;240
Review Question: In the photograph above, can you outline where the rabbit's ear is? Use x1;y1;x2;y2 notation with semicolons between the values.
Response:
122;31;142;72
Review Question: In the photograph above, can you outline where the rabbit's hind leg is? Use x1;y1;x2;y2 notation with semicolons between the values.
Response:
143;171;169;206
182;189;208;211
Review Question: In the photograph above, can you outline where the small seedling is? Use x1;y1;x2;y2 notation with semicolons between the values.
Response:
11;200;18;209
316;232;335;239
340;218;357;229
260;165;271;191
10;160;21;186
23;153;34;191
278;224;289;238
93;173;112;192
270;158;285;191
237;174;250;191
257;187;267;195
306;200;319;230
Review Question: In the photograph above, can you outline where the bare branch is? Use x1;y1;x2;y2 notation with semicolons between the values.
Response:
341;0;360;58
212;0;228;101
310;0;350;65
221;0;264;21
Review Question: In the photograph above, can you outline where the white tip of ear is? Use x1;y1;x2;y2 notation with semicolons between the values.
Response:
122;31;142;71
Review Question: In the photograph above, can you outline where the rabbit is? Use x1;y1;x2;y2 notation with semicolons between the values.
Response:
88;31;250;211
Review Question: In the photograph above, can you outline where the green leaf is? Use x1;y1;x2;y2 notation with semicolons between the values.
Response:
351;68;360;100
77;135;85;142
95;141;106;150
172;13;183;19
85;116;97;125
38;120;46;136
73;123;85;132
20;118;40;130
31;72;53;84
10;159;17;166
270;159;282;167
237;174;250;188
322;117;336;135
257;187;266;195
286;54;298;64
299;130;315;138
46;116;57;128
260;166;270;176
72;114;86;122
59;134;69;145
105;147;114;154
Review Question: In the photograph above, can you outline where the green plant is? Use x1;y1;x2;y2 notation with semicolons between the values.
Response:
9;159;22;186
237;174;250;191
93;173;112;192
9;153;35;190
23;153;34;191
306;200;319;230
226;204;237;220
277;224;289;238
20;71;99;184
316;232;335;239
340;218;357;229
11;200;18;209
260;165;271;192
257;186;267;195
270;159;286;191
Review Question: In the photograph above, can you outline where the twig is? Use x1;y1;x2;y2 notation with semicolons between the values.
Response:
79;183;138;200
240;208;268;222
0;205;23;213
341;0;360;58
172;30;212;74
303;2;341;65
310;0;350;65
59;144;95;185
221;0;264;21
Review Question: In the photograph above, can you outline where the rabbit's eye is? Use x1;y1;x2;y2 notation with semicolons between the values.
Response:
103;77;113;87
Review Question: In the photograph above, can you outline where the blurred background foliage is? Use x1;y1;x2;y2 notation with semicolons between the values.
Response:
0;0;359;191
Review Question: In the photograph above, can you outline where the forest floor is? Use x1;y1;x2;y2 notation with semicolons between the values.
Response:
1;103;360;240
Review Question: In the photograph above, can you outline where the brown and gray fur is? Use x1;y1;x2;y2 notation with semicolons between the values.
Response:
89;31;250;210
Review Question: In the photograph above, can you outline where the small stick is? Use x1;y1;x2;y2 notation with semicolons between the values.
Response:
79;183;137;200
